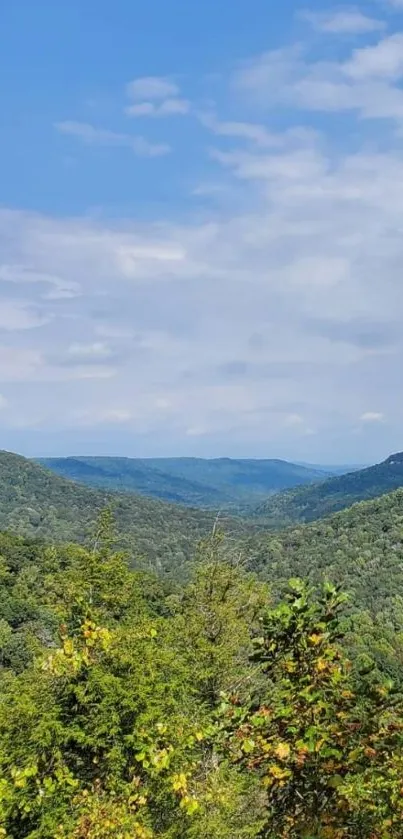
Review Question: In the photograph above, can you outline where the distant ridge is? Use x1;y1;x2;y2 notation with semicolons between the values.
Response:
0;449;220;576
37;455;333;509
253;451;403;525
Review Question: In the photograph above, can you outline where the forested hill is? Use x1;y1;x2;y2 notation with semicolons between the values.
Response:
0;450;228;575
248;487;403;615
253;451;403;525
37;455;330;509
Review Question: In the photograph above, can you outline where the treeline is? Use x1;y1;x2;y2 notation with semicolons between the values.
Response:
1;516;403;837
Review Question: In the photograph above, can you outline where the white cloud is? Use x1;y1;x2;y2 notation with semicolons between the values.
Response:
67;342;112;360
126;76;179;100
155;397;172;410
102;409;132;422
199;112;281;146
233;47;303;100
0;264;80;300
0;347;44;382
344;33;403;80
360;412;385;422
125;76;189;119
303;9;385;34
211;146;327;183
71;408;133;425
126;98;190;118
55;121;170;157
284;413;305;427
233;42;403;122
60;365;116;381
0;300;49;331
0;176;399;450
186;425;209;437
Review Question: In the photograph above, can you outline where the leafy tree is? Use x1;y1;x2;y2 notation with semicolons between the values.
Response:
220;580;403;838
169;532;269;708
0;540;205;838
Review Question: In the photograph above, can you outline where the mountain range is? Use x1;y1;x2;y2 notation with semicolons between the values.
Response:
37;455;332;509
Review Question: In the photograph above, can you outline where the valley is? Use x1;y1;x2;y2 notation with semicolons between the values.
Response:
1;446;403;837
37;454;333;509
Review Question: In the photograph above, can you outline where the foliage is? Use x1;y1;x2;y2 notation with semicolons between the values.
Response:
0;527;268;839
1;507;403;837
248;489;403;608
219;580;403;837
168;532;269;707
247;488;403;680
0;531;203;839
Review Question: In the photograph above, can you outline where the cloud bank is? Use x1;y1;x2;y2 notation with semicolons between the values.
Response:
2;7;403;460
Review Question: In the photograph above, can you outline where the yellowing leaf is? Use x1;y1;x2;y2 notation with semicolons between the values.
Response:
274;742;291;761
309;633;324;645
269;764;289;779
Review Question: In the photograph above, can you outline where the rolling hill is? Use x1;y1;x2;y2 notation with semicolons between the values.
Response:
253;452;403;525
37;455;331;509
248;487;403;608
246;488;403;679
0;450;230;576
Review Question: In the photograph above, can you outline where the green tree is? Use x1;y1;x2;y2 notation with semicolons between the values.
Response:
220;580;403;838
169;532;269;708
166;533;268;838
0;539;204;838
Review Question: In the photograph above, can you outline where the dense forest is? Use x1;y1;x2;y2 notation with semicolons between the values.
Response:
1;449;403;836
38;455;331;509
1;516;403;837
246;488;403;682
0;451;238;577
255;452;403;525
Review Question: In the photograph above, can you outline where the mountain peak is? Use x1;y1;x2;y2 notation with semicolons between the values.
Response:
384;452;403;466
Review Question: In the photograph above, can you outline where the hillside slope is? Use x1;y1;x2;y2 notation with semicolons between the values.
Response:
0;450;224;575
254;452;403;525
247;488;403;614
37;455;330;508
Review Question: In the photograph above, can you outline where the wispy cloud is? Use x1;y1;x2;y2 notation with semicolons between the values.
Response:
0;264;80;300
0;300;50;331
126;76;179;100
55;121;170;157
67;342;113;361
233;38;403;122
126;98;190;118
71;407;133;426
344;33;403;80
125;76;190;118
198;112;281;146
360;412;385;422
303;9;385;34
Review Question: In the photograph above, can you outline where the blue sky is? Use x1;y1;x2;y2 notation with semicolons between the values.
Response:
1;0;403;463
